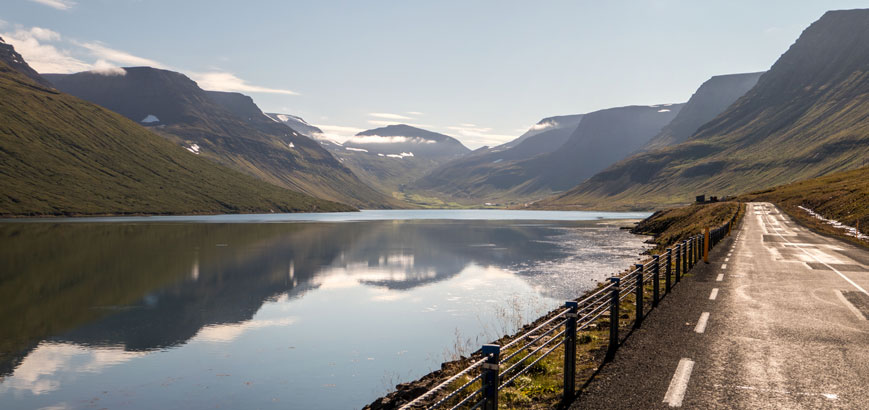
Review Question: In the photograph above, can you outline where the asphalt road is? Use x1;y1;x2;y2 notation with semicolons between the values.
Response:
570;202;869;409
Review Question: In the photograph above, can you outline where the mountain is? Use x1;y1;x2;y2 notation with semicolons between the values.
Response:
407;114;584;204
413;104;682;204
265;112;328;140
345;124;470;159
643;72;764;149
0;59;350;215
43;67;400;208
266;120;471;198
0;36;54;88
538;9;869;210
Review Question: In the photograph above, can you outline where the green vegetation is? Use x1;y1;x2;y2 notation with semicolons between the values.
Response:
0;62;352;216
740;166;869;247
632;202;741;253
536;10;869;210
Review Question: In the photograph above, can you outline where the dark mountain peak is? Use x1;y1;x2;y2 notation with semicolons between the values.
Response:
643;72;764;149
346;124;469;159
356;124;456;143
0;37;55;88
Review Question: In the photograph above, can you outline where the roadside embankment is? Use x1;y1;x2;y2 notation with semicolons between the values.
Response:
631;202;741;254
739;165;869;248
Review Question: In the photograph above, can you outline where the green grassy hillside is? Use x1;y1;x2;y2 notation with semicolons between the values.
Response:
0;62;352;216
537;9;869;210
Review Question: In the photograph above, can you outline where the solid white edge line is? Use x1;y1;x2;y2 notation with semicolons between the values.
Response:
694;312;710;333
716;273;724;281
709;288;719;300
759;204;869;296
833;289;867;321
663;358;695;407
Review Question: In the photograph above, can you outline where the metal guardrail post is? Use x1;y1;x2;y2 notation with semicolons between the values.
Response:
652;255;660;307
481;344;500;410
665;249;672;293
675;244;681;283
704;228;710;263
563;301;578;402
682;240;688;274
634;264;644;329
605;277;620;363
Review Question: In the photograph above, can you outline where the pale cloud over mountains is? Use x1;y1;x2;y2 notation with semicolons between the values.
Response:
2;24;297;95
29;0;76;11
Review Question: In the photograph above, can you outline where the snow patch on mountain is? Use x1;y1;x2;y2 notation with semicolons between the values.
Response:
186;144;200;154
386;152;414;159
141;115;160;123
345;147;369;152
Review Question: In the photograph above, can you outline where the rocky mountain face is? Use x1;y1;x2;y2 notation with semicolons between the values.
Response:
0;36;54;88
538;9;869;210
413;105;682;204
0;52;348;216
44;67;400;208
643;72;764;149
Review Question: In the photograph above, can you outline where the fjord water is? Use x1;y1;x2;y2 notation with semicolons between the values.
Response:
0;210;649;410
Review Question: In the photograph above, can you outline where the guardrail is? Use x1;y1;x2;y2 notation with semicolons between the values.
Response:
397;216;736;410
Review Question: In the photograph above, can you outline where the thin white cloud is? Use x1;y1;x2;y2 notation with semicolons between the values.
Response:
530;120;556;131
90;59;126;76
370;112;412;120
77;41;165;68
30;0;76;10
190;71;299;95
317;124;366;142
1;27;90;73
347;135;436;145
406;111;424;115
446;125;514;148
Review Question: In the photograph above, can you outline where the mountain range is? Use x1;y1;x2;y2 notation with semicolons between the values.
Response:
538;9;869;210
0;44;349;216
412;105;682;204
43;67;399;208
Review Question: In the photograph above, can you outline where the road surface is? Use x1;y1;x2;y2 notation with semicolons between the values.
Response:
570;202;869;409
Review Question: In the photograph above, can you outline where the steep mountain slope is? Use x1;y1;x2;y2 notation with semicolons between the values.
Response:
265;112;327;140
643;72;764;149
539;9;869;210
44;67;399;208
0;61;350;216
0;36;54;88
410;114;584;203
414;105;682;204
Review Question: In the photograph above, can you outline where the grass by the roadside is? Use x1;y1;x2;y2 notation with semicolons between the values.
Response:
631;202;741;254
739;166;869;248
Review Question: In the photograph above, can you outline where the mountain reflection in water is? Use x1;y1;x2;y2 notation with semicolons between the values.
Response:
0;218;648;410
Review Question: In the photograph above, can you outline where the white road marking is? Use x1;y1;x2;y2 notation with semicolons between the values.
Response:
725;257;730;262
695;312;710;333
721;264;727;269
663;358;695;407
709;288;719;300
834;289;866;321
759;205;869;296
716;274;724;281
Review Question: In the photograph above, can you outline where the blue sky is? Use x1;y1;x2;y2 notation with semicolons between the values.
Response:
2;0;866;148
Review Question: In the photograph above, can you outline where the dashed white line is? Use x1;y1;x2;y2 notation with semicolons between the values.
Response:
709;288;719;300
724;257;730;262
834;289;867;321
721;264;727;270
695;312;710;333
716;273;724;281
663;358;695;407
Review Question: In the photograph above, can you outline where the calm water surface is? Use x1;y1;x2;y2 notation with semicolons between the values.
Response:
0;210;650;409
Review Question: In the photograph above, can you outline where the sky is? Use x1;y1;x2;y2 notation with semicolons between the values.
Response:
2;0;866;149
